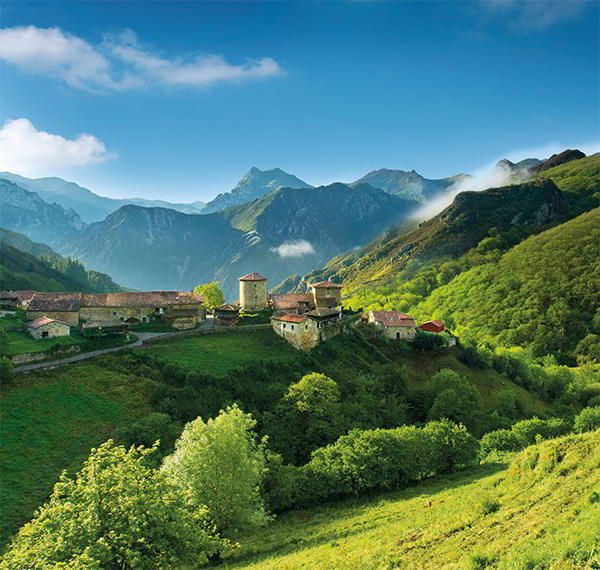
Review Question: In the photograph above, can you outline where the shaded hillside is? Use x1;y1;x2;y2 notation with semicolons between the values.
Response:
299;178;574;291
349;168;469;202
0;179;84;246
0;228;57;258
533;148;586;172
0;242;123;293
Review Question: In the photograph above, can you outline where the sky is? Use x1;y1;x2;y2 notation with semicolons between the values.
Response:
0;0;598;202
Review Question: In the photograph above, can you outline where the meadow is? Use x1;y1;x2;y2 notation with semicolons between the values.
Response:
223;431;600;569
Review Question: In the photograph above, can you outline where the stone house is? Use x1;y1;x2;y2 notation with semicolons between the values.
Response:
367;310;417;340
0;292;18;310
27;293;82;325
27;316;71;339
271;307;345;350
419;320;445;333
164;308;202;330
238;273;268;311
310;281;344;308
269;293;316;315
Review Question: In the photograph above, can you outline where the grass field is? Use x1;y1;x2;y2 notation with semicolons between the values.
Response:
143;328;299;376
223;431;600;569
0;361;156;546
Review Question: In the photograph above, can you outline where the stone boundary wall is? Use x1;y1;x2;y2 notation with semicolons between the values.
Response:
9;344;82;365
141;324;272;346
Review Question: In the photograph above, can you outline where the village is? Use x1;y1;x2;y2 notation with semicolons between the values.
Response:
0;272;449;353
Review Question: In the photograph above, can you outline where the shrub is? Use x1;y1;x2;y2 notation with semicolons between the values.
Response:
1;441;223;569
422;419;480;473
162;405;270;537
116;412;180;455
574;406;600;433
480;499;501;515
511;417;571;445
0;356;14;386
586;395;600;408
413;330;446;351
480;429;525;455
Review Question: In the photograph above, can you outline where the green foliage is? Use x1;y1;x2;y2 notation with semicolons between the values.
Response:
115;412;181;455
0;441;223;569
480;499;500;515
510;417;571;445
574;406;600;433
574;333;600;365
0;329;9;356
412;329;447;351
480;429;524;455
0;357;14;386
162;405;270;537
192;281;225;310
528;154;600;198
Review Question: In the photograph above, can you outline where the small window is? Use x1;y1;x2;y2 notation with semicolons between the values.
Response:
283;323;286;329
113;311;117;316
291;325;294;331
42;331;49;338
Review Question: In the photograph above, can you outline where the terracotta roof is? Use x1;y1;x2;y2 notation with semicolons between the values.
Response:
82;320;128;329
369;311;416;327
215;303;240;312
81;291;203;308
310;280;343;288
12;290;36;302
238;272;267;281
307;308;340;318
28;292;82;312
28;316;70;329
272;313;307;323
0;292;17;300
422;319;444;328
270;293;315;310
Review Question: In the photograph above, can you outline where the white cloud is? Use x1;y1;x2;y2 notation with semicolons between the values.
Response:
477;0;592;32
0;26;282;92
271;240;316;258
0;118;116;176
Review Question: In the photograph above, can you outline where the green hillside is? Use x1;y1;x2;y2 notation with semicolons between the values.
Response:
0;328;554;547
223;431;600;569
0;234;124;293
529;154;600;198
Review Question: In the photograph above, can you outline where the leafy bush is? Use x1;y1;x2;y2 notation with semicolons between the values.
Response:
162;405;270;537
0;441;223;569
511;417;571;445
0;357;14;387
116;412;181;455
586;395;600;408
480;499;501;515
413;330;446;351
574;406;600;433
480;429;525;455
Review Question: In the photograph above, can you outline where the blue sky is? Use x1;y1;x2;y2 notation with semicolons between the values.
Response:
0;0;598;201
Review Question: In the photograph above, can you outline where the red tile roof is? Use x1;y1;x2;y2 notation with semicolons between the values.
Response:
310;280;343;288
369;311;416;327
419;320;445;332
28;316;70;329
28;292;82;312
13;290;36;302
81;291;203;308
270;293;315;310
238;272;267;281
272;313;307;323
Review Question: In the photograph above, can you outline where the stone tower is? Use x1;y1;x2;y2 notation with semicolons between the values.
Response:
238;272;268;311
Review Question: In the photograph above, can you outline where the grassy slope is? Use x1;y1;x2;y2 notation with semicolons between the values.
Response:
0;362;156;546
223;431;600;570
143;329;299;375
529;154;600;198
0;329;552;548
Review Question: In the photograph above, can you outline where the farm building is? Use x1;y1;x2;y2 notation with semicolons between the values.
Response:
27;316;71;339
269;293;315;315
310;281;344;308
27;293;82;326
81;320;129;337
271;307;345;350
214;303;240;325
419;320;445;333
238;273;268;311
367;310;417;340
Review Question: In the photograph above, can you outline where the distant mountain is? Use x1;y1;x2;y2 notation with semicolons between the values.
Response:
0;228;57;258
201;167;313;214
349;169;469;202
0;172;206;223
496;157;543;176
0;179;85;245
61;183;417;299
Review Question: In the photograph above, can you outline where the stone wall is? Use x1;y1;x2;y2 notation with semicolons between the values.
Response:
29;320;71;340
80;306;155;323
10;344;81;365
240;280;268;311
26;310;79;326
382;325;416;341
272;318;320;351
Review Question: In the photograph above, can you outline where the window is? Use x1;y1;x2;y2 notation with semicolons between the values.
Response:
291;325;295;331
42;331;49;338
283;323;286;329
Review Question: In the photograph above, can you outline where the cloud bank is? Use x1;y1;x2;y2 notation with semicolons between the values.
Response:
0;118;116;176
0;26;282;92
271;240;316;258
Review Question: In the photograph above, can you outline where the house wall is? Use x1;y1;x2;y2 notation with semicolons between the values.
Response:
80;303;204;324
312;287;342;306
240;280;268;311
28;321;71;340
382;325;416;341
166;316;198;330
27;310;79;326
272;318;320;351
